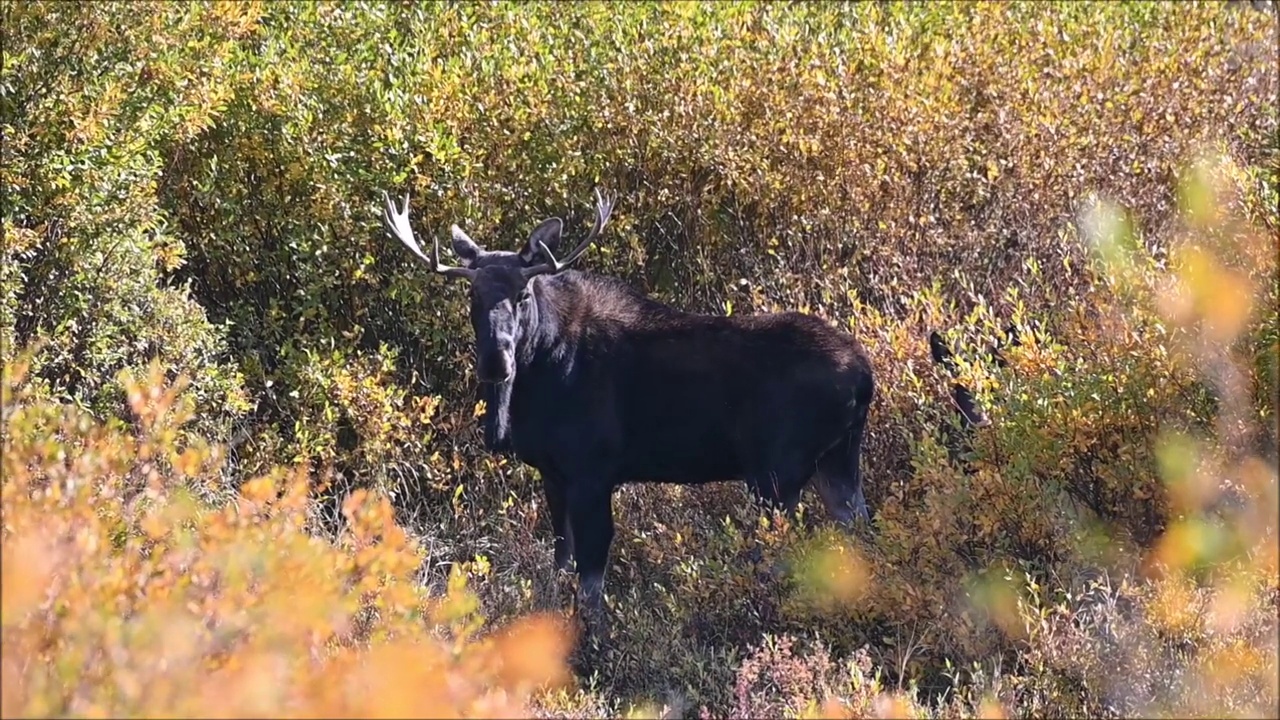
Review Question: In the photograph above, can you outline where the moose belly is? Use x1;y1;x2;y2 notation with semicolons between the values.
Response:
613;392;747;484
615;435;744;485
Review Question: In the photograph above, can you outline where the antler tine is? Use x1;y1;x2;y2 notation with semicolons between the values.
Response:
382;190;425;262
565;187;614;263
382;189;475;281
523;188;616;279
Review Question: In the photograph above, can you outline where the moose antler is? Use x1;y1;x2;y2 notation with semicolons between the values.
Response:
382;190;476;281
522;188;616;279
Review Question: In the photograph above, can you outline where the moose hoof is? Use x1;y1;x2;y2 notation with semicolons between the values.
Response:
574;601;611;651
749;550;788;584
573;575;609;631
767;556;789;582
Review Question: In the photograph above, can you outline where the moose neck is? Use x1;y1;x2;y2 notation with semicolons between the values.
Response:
514;274;568;369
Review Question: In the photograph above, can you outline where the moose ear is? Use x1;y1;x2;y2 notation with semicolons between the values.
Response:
519;217;563;264
928;331;953;366
451;225;481;266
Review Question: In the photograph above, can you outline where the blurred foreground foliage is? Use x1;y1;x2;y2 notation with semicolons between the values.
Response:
1;358;573;717
2;0;1277;717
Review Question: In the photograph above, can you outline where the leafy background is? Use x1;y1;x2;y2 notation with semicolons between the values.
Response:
2;1;1277;717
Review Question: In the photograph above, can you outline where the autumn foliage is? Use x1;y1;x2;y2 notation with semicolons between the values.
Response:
2;1;1278;717
1;359;574;717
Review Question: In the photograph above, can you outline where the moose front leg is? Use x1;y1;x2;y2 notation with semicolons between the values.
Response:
747;471;805;521
744;470;805;578
541;471;574;572
566;482;615;620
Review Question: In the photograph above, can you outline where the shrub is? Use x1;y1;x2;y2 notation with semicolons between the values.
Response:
0;356;575;717
2;1;1277;717
1;2;251;446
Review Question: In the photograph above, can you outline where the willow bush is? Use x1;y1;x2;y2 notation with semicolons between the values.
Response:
2;0;1277;717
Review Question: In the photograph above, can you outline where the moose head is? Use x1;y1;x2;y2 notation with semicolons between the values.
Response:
381;189;616;447
929;330;995;429
928;323;1027;430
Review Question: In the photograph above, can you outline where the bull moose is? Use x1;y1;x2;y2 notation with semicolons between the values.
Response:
928;323;1030;468
382;188;876;615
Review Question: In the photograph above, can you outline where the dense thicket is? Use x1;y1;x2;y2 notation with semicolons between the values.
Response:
3;1;1277;716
